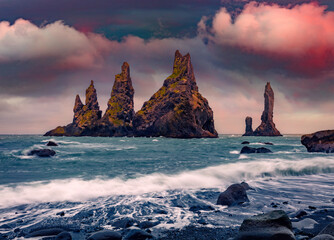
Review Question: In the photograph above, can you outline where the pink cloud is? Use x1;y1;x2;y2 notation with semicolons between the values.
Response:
199;2;334;75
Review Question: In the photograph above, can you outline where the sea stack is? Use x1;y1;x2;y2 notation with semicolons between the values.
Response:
45;80;102;136
250;82;282;136
301;130;334;153
133;50;218;138
243;117;253;136
45;63;135;137
98;62;135;136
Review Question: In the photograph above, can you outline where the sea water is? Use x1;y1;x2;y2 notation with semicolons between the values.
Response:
0;135;334;236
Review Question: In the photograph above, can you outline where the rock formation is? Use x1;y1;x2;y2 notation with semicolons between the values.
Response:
45;63;135;137
216;182;253;207
97;62;135;136
243;82;282;136
133;50;218;138
242;116;253;136
301;130;334;153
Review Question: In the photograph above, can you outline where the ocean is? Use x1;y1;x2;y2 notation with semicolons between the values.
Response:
0;135;334;239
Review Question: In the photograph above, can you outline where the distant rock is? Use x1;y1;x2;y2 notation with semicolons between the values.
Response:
46;141;58;146
28;149;56;157
133;50;218;138
240;146;272;154
242;117;253;136
241;141;250;145
87;230;122;240
217;182;253;207
301;130;334;153
244;82;282;137
237;210;295;240
263;142;274;145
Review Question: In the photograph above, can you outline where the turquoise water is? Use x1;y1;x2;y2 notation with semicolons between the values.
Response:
0;135;334;237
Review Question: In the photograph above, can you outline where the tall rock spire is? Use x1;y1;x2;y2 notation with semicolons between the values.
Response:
243;116;253;136
101;62;135;134
253;82;282;136
85;80;100;110
133;50;218;138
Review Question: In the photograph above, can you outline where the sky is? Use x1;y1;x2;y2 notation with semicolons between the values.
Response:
0;0;334;134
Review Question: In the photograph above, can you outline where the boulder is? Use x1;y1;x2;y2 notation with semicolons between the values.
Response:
46;141;58;146
301;130;334;153
237;210;295;240
138;221;160;229
312;235;334;240
319;222;334;236
55;231;72;240
28;149;56;157
133;50;218;138
240;146;272;154
252;82;282;136
124;229;153;240
87;230;122;240
217;182;253;207
241;141;250;145
242;116;253;136
25;228;64;237
111;217;136;229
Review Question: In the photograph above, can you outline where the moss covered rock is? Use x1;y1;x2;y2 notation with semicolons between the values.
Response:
133;50;218;138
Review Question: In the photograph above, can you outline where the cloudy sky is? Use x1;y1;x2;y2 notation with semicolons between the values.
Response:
1;0;334;134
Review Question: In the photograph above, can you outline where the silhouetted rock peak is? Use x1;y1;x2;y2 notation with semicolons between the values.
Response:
261;82;274;123
243;82;282;137
133;51;218;138
85;80;100;110
243;116;253;136
102;62;135;130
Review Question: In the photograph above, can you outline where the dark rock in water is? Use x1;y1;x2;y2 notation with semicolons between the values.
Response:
217;182;253;207
87;230;122;240
301;130;334;153
252;82;282;136
138;221;160;229
55;231;72;240
111;217;136;229
312;235;334;240
263;142;274;145
124;229;153;240
56;211;65;217
26;228;64;237
241;141;250;145
242;116;253;136
240;146;272;154
309;206;317;210
46;141;58;146
294;210;307;219
133;50;218;138
319;222;334;237
237;210;295;240
189;205;215;212
28;149;56;157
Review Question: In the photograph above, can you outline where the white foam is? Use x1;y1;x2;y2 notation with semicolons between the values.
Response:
229;150;239;154
1;156;334;208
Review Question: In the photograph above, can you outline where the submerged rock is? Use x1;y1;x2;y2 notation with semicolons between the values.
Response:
237;210;295;240
251;82;282;136
46;141;58;146
55;231;72;240
25;228;64;237
240;146;272;154
241;141;250;145
242;117;253;136
301;130;334;153
87;230;122;240
124;229;153;240
133;50;218;138
217;182;253;207
28;149;56;157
